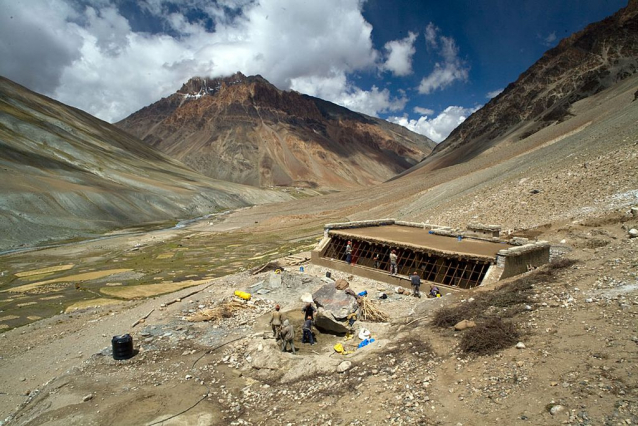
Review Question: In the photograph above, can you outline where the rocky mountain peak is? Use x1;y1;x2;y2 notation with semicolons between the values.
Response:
117;73;435;190
176;72;272;99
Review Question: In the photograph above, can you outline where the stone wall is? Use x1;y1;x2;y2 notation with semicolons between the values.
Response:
467;223;501;238
497;241;551;279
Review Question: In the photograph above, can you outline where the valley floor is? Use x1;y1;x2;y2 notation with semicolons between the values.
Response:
0;206;636;426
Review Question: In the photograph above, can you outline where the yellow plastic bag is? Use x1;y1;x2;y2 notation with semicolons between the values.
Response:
234;290;251;300
334;343;345;353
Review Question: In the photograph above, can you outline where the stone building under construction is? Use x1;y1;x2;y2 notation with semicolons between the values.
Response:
311;220;550;290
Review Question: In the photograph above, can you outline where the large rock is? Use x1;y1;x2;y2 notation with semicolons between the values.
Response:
335;279;349;290
337;361;352;373
314;307;350;335
312;283;358;320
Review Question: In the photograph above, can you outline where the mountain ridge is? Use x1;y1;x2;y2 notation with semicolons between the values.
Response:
426;0;638;168
116;73;435;190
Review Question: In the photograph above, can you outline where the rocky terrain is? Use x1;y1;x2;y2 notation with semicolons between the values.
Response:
0;208;636;425
116;73;435;190
424;0;638;169
1;4;637;425
0;77;292;251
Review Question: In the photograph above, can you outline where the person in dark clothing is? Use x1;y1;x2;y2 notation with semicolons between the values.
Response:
410;271;421;298
302;315;314;344
345;241;353;264
373;254;380;268
302;302;316;321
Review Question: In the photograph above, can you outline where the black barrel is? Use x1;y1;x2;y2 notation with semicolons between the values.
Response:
326;271;331;278
112;334;134;360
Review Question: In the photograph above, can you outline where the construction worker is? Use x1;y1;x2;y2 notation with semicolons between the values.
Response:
302;302;316;321
302;315;314;344
389;249;398;275
345;241;353;264
410;271;421;298
429;285;442;298
280;319;296;354
270;305;282;339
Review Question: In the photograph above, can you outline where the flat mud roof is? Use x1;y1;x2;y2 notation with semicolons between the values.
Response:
330;225;511;259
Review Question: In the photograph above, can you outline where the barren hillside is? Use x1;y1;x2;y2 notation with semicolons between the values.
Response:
0;77;291;251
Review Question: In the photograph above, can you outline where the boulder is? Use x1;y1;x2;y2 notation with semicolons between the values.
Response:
454;320;476;331
313;283;358;320
337;361;352;373
314;307;350;335
267;272;282;289
628;228;638;238
300;292;313;304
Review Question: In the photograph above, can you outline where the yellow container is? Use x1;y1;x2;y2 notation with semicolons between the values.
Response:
234;290;251;300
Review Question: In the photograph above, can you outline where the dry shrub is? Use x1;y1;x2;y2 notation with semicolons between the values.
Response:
459;318;520;355
431;302;481;328
433;258;577;329
221;305;234;318
546;257;578;270
534;257;578;282
384;335;435;357
432;278;534;328
478;278;533;308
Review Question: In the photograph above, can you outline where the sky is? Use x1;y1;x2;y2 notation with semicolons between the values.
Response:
0;0;628;142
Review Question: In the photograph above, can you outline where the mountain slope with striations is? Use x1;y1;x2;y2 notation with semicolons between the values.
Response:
0;76;291;251
116;73;435;191
419;0;638;171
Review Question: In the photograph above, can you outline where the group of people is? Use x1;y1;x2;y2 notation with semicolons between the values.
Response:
344;243;444;297
345;241;398;275
409;271;442;298
269;303;318;354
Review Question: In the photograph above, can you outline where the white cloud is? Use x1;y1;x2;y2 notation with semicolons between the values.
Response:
291;73;407;117
0;0;82;94
418;23;469;94
337;86;407;117
424;23;438;49
381;31;418;77
486;88;503;98
413;106;434;115
388;105;480;143
0;0;391;122
542;31;557;46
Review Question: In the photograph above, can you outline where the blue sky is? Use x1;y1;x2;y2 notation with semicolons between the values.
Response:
0;0;627;142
